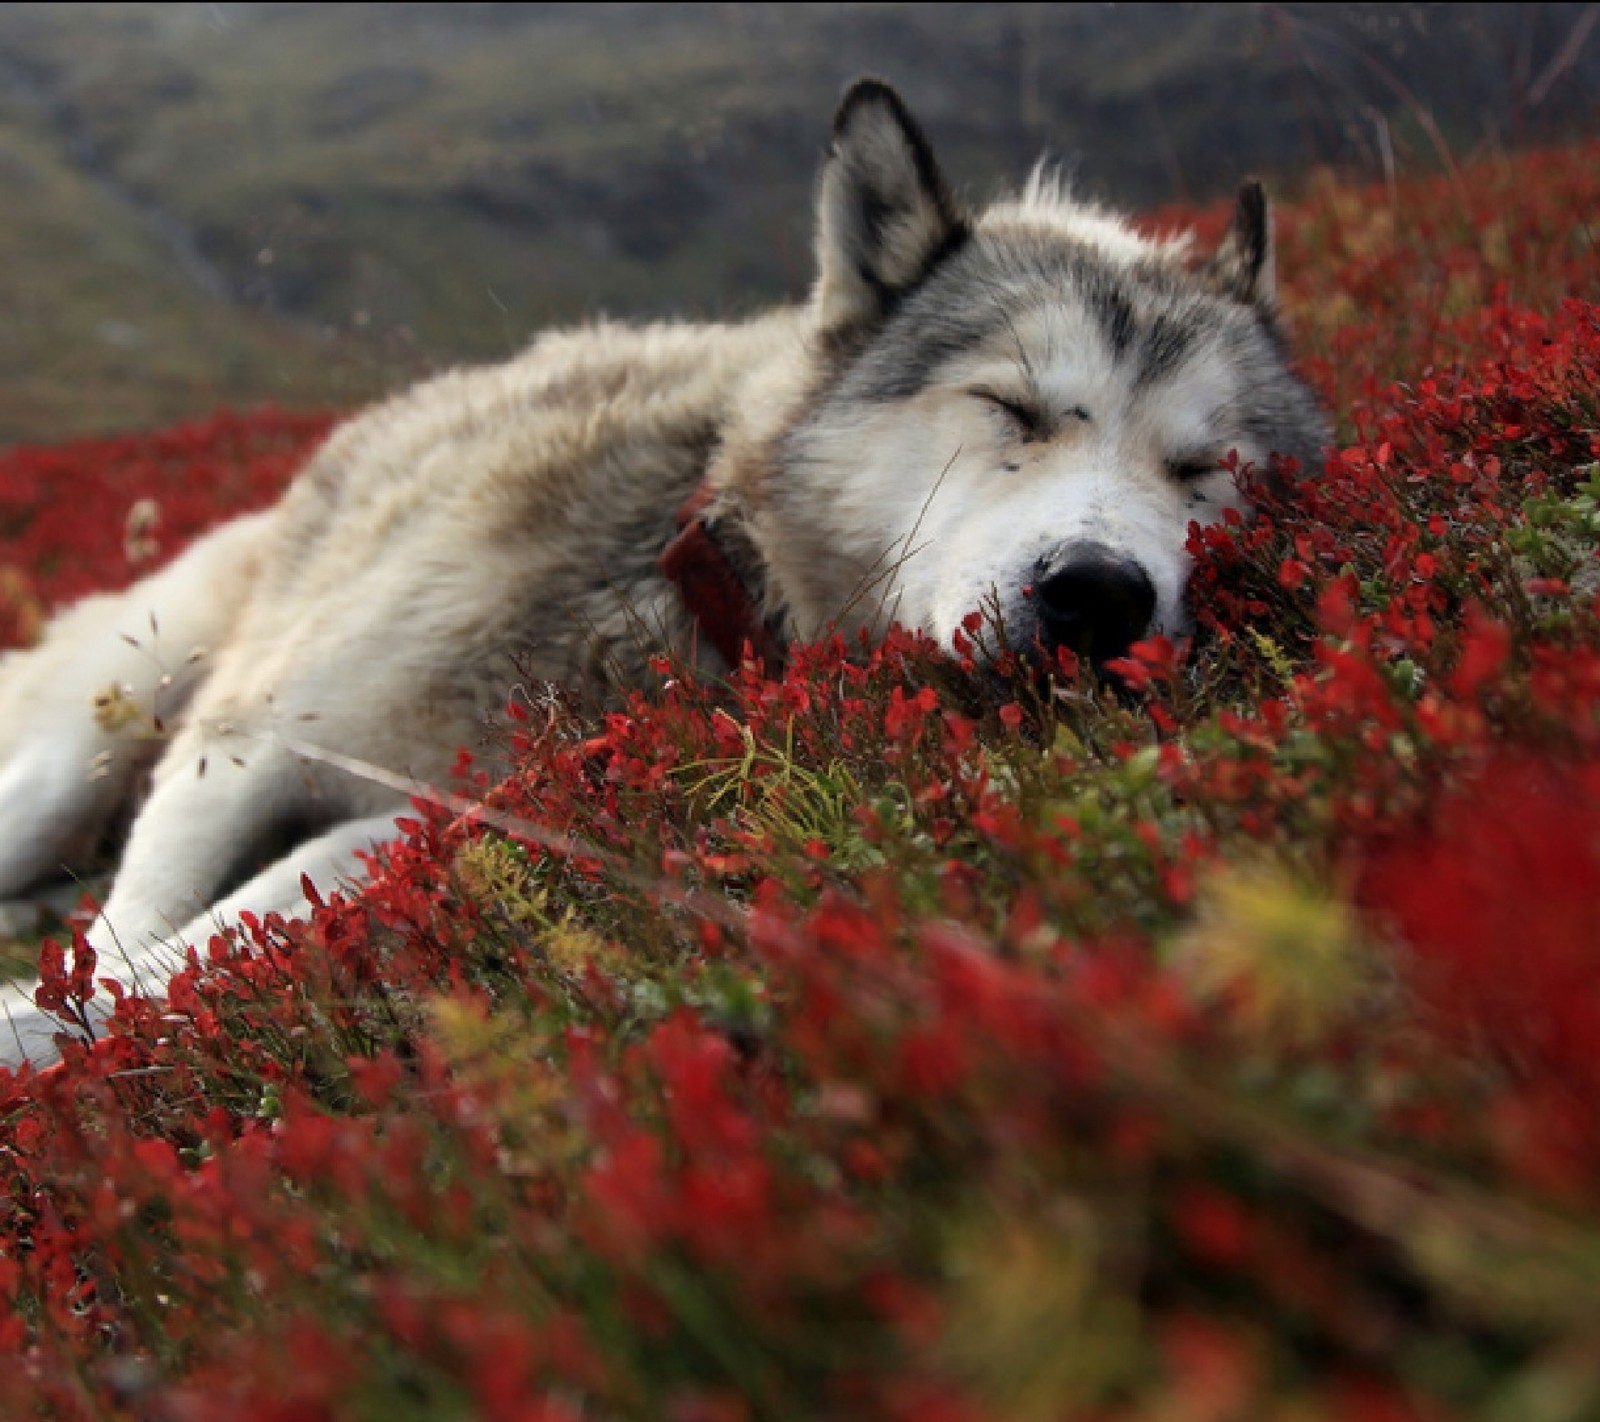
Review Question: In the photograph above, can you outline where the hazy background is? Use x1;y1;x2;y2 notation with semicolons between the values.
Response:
0;2;1595;446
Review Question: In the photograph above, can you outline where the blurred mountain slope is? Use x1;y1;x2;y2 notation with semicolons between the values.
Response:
0;2;1594;443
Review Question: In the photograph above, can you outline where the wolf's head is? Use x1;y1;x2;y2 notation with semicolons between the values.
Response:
741;79;1328;669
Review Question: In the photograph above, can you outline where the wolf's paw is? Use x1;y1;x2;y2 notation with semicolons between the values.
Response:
0;978;97;1071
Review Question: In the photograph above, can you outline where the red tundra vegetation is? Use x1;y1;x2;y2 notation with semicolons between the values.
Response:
0;142;1598;1419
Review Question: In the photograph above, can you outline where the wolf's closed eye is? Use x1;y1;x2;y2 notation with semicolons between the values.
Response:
972;390;1046;442
1167;458;1221;484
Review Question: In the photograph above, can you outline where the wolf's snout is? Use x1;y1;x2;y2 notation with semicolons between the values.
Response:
1032;544;1156;663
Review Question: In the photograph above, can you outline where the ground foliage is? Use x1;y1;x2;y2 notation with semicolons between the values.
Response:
0;143;1598;1419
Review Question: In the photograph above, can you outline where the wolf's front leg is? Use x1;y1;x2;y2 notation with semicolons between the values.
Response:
85;724;311;970
1;804;412;1070
0;724;300;1068
0;510;274;901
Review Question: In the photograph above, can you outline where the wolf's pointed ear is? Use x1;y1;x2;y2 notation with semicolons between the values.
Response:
1207;180;1276;309
814;79;968;338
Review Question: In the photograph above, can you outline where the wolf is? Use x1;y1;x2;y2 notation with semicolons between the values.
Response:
0;79;1326;1066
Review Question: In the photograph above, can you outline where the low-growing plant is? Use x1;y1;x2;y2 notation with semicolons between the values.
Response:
0;146;1598;1420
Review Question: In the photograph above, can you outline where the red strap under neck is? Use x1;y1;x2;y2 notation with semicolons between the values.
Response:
659;485;784;673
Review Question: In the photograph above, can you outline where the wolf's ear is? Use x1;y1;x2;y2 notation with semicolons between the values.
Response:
814;79;968;338
1207;180;1276;309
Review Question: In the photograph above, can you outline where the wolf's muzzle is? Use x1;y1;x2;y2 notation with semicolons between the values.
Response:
1032;543;1156;664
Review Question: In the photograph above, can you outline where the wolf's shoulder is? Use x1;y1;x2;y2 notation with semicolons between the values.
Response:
276;307;808;537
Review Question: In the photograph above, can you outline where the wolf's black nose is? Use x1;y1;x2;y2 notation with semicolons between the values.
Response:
1033;545;1156;663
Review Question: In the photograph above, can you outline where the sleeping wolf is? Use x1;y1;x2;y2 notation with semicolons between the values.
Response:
0;80;1326;1065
